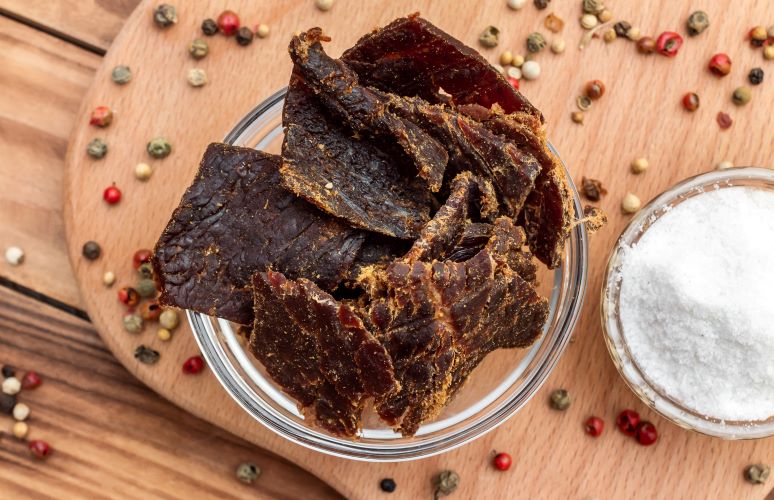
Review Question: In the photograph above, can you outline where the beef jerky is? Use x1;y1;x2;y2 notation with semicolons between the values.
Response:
251;270;398;436
288;29;449;192
341;14;543;121
281;72;434;239
446;223;492;263
153;144;365;324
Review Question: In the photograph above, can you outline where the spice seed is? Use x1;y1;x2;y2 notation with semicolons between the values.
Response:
158;328;172;341
188;38;209;59
86;138;108;159
12;421;28;439
21;371;42;390
138;300;161;321
732;87;751;106
236;462;261;484
13;402;30;421
499;50;513;66
380;478;397;493
549;388;570;410
2;377;21;395
582;0;604;15
512;54;525;67
616;409;640;436
159;309;180;330
764;46;774;61
682;92;700;112
118;287;140;306
134;345;160;365
492;452;512;471
111;65;132;85
631;157;649;174
1;365;15;378
744;464;770;485
507;0;526;10
636;37;656;54
236;27;254;46
433;470;460;498
622;192;641;214
597;9;613;24
748;68;764;85
635;421;658;445
316;0;334;11
580;14;598;30
626;27;642;41
750;26;768;42
708;53;732;77
123;314;143;334
201;18;218;36
182;355;205;374
506;66;522;79
28;440;51;460
686;11;709;37
82;241;102;260
479;26;500;48
544;13;564;33
103;271;116;287
217;10;240;36
551;38;566;54
603;29;616;43
0;393;15;415
256;24;270;38
582;177;606;201
716;160;734;170
576;95;592;111
153;4;177;28
614;21;631;38
135;162;153;181
521;60;540;80
717;111;733;130
534;0;550;9
147;137;172;159
571;111;585;124
187;68;208;87
584;416;604;437
4;246;24;266
585;80;605;99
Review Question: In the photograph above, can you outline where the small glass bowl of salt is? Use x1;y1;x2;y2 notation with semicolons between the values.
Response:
602;167;774;439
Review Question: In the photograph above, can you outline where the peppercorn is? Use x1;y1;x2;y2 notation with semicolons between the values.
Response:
616;409;640;435
576;95;592;111
0;393;15;415
585;80;605;100
744;464;770;485
182;355;205;374
4;246;24;266
544;13;564;33
512;54;525;67
750;26;768;44
235;26;254;46
201;18;218;36
656;32;683;57
769;25;774;38
507;0;526;10
135;162;153;181
153;4;177;28
631;158;649;174
506;67;522;80
716;160;734;170
597;9;613;23
123;313;143;334
526;32;546;53
682;92;700;112
582;0;604;15
550;39;566;54
614;21;631;38
622;193;641;214
379;478;396;493
748;68;764;85
138;262;154;280
2;377;21;396
111;65;132;85
492;452;512;471
236;462;261;484
571;111;585;124
159;309;180;330
686;11;709;37
521;60;540;80
636;37;656;54
28;440;52;460
158;328;172;341
86;138;108;159
316;0;334;11
533;0;549;9
103;184;122;205
187;68;208;87
635;421;658;445
602;29;616;43
506;75;519;89
133;249;152;269
433;470;460;498
256;24;270;38
584;416;604;437
82;241;102;260
13;402;30;421
479;26;500;48
1;365;15;378
717;112;733;130
708;53;731;77
580;14;598;30
21;371;42;390
499;50;513;66
217;10;240;36
89;106;113;127
12;421;29;439
134;345;159;364
136;279;157;299
147;137;171;158
118;287;140;306
188;38;208;59
765;46;774;61
549;389;570;410
732;87;751;106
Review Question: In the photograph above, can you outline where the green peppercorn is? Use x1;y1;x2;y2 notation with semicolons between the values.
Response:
111;65;132;85
549;388;570;410
188;38;208;59
478;26;500;48
582;0;604;15
433;470;460;498
147;137;171;159
201;18;218;36
748;68;764;86
136;278;157;298
134;345;159;364
82;241;101;260
123;314;144;334
236;27;254;46
153;4;177;28
744;463;770;484
137;261;154;279
187;68;208;87
732;86;751;106
87;138;108;159
526;32;547;53
236;462;261;484
686;11;709;37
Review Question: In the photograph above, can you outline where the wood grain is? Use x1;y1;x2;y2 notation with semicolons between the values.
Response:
47;0;774;498
0;285;342;499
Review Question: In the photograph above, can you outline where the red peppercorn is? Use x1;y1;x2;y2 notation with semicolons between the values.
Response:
132;249;153;269
103;184;122;205
506;76;520;90
217;10;240;36
118;287;140;307
21;371;42;390
655;32;683;57
716;111;733;130
635;421;658;445
89;106;113;127
138;300;162;321
616;409;640;436
28;440;52;459
492;452;512;471
708;53;732;77
182;355;205;374
682;92;700;112
584;416;604;437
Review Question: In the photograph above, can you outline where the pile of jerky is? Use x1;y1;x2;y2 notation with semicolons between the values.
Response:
153;15;574;437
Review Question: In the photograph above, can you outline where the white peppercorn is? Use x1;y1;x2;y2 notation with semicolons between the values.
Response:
315;0;334;11
580;14;598;30
551;38;566;54
12;421;29;439
4;246;24;266
2;377;21;395
521;60;541;80
135;162;153;181
631;158;649;174
13;402;30;421
622;193;641;214
256;24;270;38
159;309;180;330
103;271;116;287
506;0;527;10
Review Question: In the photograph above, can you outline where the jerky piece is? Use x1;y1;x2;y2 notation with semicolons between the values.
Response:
153;144;365;324
289;29;449;192
281;73;434;239
447;223;492;262
251;270;398;436
341;14;543;121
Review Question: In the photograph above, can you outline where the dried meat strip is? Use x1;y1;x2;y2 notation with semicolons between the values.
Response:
153;144;365;324
341;14;543;121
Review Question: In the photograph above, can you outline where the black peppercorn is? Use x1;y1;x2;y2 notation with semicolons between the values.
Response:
82;241;101;260
379;478;396;493
533;0;550;9
138;261;154;279
748;67;764;86
0;393;16;415
134;345;160;365
1;365;16;378
613;21;631;38
235;26;254;46
153;4;177;28
201;18;218;36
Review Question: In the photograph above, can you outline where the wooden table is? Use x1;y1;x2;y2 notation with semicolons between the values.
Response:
1;1;773;499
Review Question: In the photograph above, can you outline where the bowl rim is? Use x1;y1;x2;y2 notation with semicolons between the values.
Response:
600;166;774;440
188;88;590;461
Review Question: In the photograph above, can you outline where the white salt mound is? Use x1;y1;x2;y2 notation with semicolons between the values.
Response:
618;186;774;421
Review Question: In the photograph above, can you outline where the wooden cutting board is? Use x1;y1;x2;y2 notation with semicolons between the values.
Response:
63;1;774;498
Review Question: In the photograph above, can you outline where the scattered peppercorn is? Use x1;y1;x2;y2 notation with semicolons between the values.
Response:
521;60;541;80
217;10;240;36
686;11;709;37
159;309;180;330
656;32;683;57
631;157;649;174
133;249;152;269
158;328;172;341
147;137;172;159
636;37;656;54
597;9;613;23
28;440;52;460
2;377;21;395
544;13;564;33
0;393;15;415
379;478;397;493
134;345;160;364
118;287;140;306
716;111;733;130
584;416;604;437
682;92;700;112
708;53;732;77
512;54;525;67
4;246;24;266
12;421;29;439
507;0;526;9
111;65;132;85
716;160;734;171
123;313;143;334
576;95;592;111
82;241;102;260
103;184;122;205
614;21;631;38
526;32;546;53
769;25;774;38
138;262;154;280
479;26;500;48
182;355;205;374
602;29;616;43
236;462;261;484
188;38;208;59
21;371;42;390
201;18;218;36
316;0;334;11
750;26;768;46
580;14;598;30
533;0;550;9
748;67;764;85
549;389;570;410
732;86;751;106
765;46;774;61
499;51;514;66
187;68;208;87
634;421;658;445
627;27;642;41
136;279;157;299
506;76;520;90
153;4;177;28
622;193;641;214
744;464;770;485
615;409;640;436
1;365;15;378
236;26;254;46
256;24;270;38
13;402;30;421
89;106;113;127
585;80;605;100
492;452;512;471
551;39;566;54
581;177;606;201
433;470;460;498
135;162;153;181
571;111;585;124
582;0;604;15
86;138;108;159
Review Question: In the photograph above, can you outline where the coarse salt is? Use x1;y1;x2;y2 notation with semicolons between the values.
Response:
618;186;774;421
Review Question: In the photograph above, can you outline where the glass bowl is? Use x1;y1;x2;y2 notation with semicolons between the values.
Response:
188;88;589;461
601;167;774;440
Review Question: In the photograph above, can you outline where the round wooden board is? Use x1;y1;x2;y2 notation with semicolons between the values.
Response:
64;1;774;498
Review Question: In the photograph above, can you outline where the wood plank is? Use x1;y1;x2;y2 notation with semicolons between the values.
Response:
0;285;342;499
0;16;93;308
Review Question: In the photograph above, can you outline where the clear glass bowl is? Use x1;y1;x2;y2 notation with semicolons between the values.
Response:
188;89;589;461
602;167;774;440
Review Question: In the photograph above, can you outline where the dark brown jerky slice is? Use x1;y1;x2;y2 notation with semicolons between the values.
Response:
251;270;398;436
341;14;543;121
281;73;434;239
288;29;449;192
152;144;365;324
446;223;493;263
